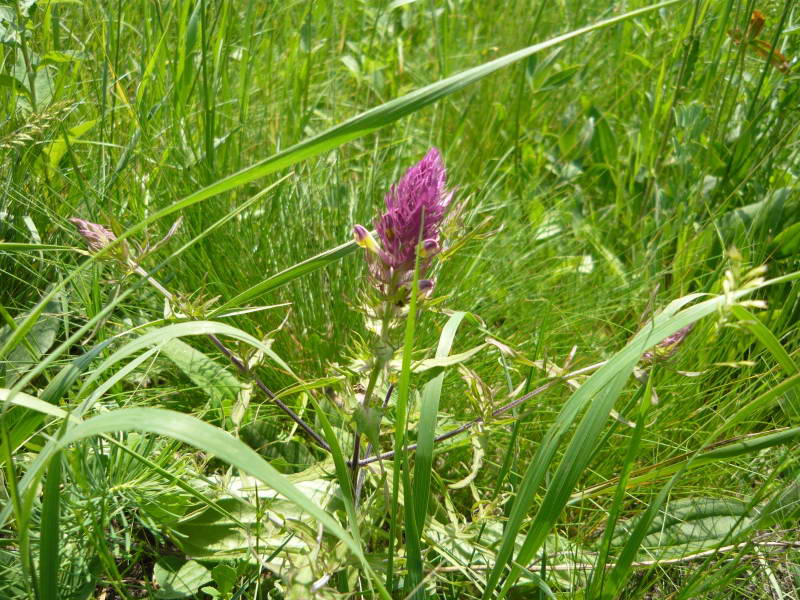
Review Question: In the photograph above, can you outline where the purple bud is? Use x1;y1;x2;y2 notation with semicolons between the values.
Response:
422;238;439;257
642;324;694;363
418;279;435;293
353;224;380;253
69;217;117;253
353;224;369;243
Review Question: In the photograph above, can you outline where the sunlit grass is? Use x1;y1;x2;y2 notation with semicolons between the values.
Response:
1;0;799;598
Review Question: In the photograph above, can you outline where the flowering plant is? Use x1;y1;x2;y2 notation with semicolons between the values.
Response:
353;147;452;317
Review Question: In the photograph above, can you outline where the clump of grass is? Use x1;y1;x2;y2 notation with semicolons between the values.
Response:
2;0;800;598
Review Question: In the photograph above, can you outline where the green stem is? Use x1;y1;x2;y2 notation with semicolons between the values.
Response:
15;5;38;113
349;310;392;500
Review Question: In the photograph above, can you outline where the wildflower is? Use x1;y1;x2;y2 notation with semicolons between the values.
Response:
353;148;453;299
69;217;117;253
375;148;452;270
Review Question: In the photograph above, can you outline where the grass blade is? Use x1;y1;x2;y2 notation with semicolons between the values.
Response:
38;451;62;600
18;408;371;572
412;311;467;535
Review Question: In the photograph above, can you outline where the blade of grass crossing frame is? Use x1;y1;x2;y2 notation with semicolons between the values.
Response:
412;311;467;534
389;249;423;594
0;0;685;367
38;451;62;600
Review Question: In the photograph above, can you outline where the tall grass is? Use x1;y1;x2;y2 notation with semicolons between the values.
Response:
1;0;799;598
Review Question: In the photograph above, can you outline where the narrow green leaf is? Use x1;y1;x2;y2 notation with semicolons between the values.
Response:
413;311;467;534
731;305;799;418
38;451;62;600
213;239;358;314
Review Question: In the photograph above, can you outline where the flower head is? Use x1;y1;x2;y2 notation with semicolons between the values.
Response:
69;217;117;253
353;148;453;310
374;148;452;270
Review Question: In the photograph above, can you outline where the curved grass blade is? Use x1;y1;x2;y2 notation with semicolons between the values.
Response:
413;311;467;535
12;407;382;592
74;321;293;414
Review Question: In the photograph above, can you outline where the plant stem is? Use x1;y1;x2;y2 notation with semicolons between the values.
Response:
15;5;38;113
349;359;382;496
349;311;392;499
354;383;394;503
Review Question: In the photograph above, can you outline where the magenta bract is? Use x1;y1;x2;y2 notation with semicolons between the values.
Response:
374;148;452;270
69;217;117;253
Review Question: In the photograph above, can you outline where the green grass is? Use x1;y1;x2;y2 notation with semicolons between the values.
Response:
2;0;800;598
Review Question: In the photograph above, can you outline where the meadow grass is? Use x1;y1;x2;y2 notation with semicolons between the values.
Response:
1;0;799;598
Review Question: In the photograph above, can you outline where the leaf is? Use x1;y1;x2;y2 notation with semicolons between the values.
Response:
157;336;241;415
38;451;62;600
589;106;618;166
609;497;755;559
211;564;237;595
354;405;384;454
772;221;800;256
410;342;486;374
0;297;61;387
413;311;468;534
539;64;582;91
448;433;485;490
41;119;97;173
154;557;212;599
426;519;591;591
718;188;799;243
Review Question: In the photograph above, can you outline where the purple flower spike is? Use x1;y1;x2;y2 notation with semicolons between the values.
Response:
69;217;117;253
375;148;452;270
